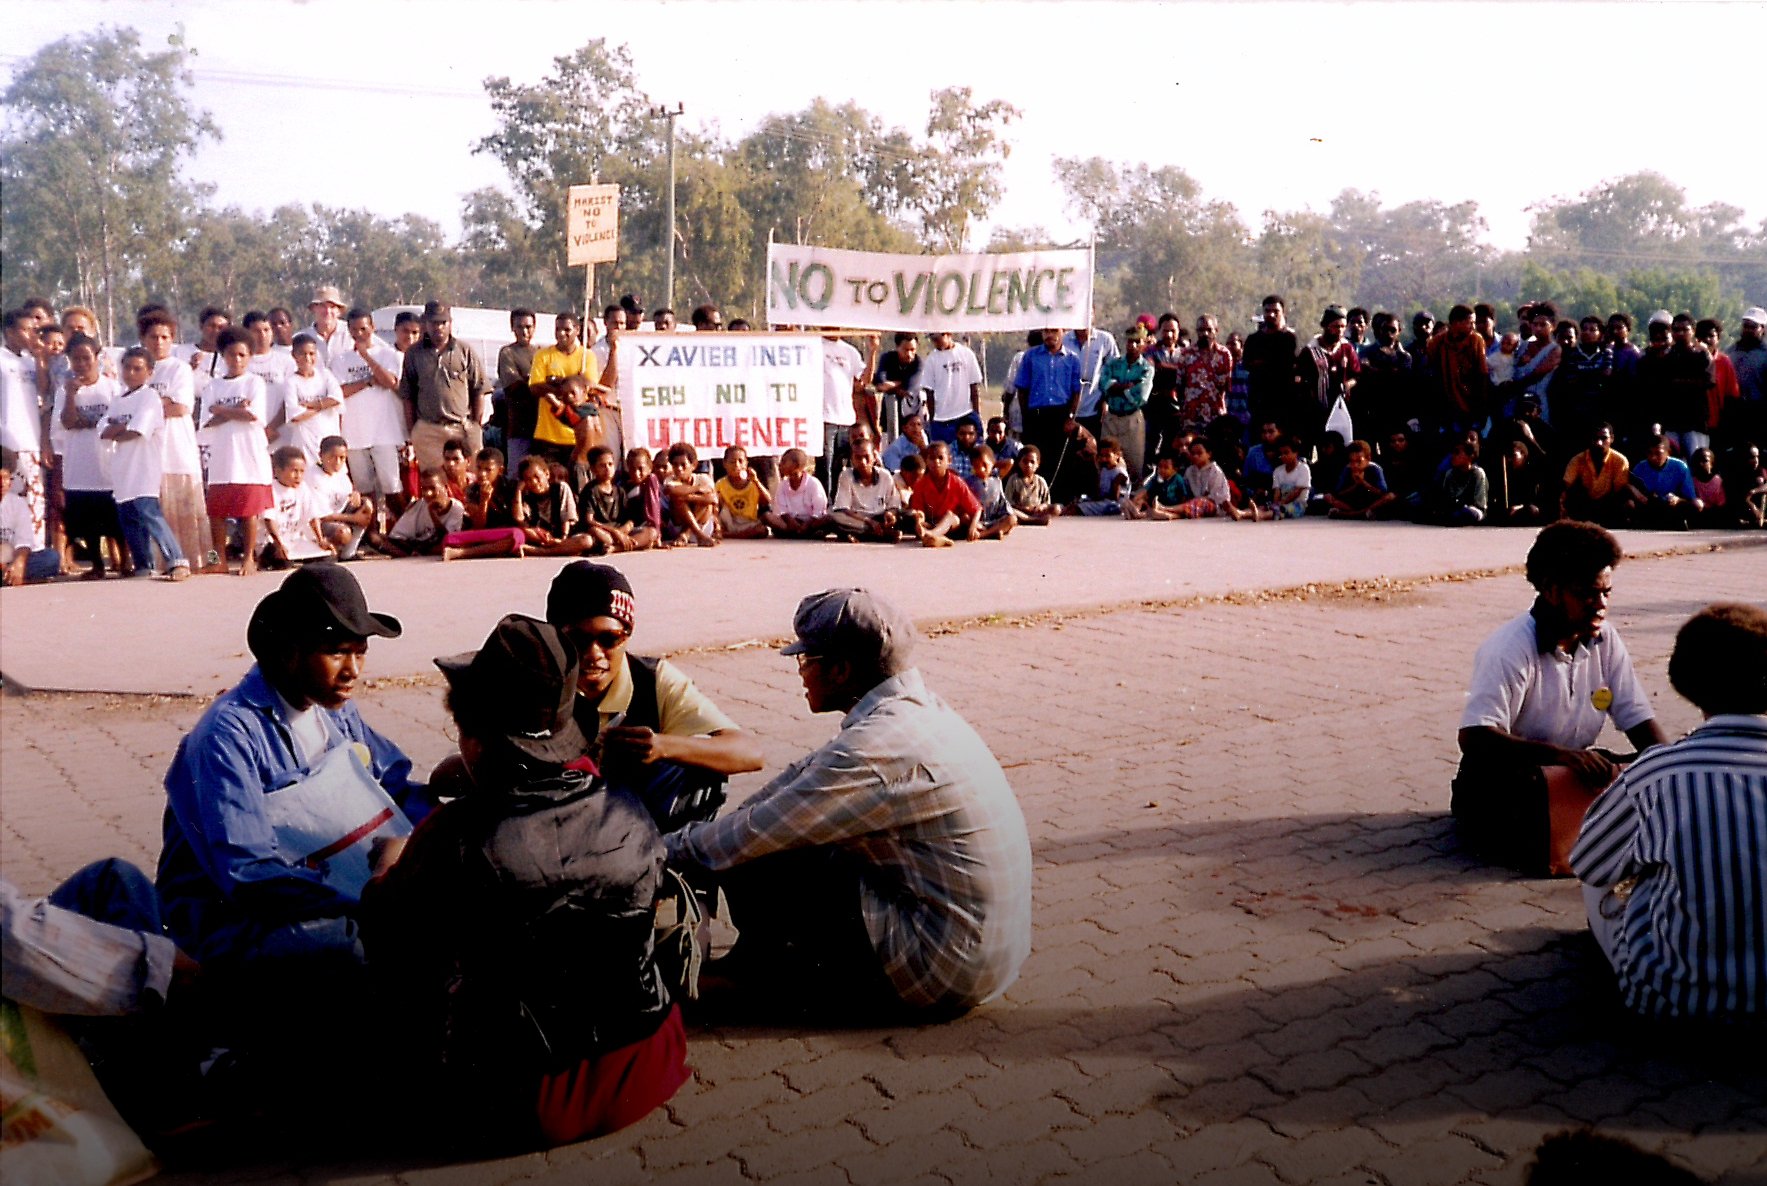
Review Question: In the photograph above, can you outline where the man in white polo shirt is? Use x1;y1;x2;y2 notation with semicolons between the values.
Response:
1454;520;1667;875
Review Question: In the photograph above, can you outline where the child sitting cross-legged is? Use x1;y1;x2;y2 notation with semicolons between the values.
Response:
829;434;904;542
1324;439;1398;520
307;434;373;559
1125;450;1191;520
762;447;831;540
1004;444;1055;525
514;455;593;556
662;442;719;546
1;449;61;584
260;446;335;568
441;446;526;561
715;445;770;540
371;467;464;557
576;445;641;553
1070;437;1132;516
1175;437;1240;519
1426;438;1489;525
907;440;981;547
965;445;1016;540
1267;436;1311;520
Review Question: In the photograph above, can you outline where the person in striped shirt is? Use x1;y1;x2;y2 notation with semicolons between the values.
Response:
1572;602;1767;1021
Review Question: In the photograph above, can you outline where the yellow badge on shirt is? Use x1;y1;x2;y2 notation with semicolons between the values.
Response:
1591;687;1614;712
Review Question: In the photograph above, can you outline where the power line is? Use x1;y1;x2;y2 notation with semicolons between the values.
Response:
0;54;483;101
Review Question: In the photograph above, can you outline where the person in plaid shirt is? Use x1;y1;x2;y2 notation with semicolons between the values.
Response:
666;588;1032;1020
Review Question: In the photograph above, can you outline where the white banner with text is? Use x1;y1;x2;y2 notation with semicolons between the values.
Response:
765;243;1094;334
622;333;826;457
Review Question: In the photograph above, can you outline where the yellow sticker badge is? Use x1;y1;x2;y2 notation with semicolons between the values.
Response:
1591;687;1614;712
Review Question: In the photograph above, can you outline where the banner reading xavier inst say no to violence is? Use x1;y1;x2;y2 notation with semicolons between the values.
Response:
623;332;827;456
766;243;1094;334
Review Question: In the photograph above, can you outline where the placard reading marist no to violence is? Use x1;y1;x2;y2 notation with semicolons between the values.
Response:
766;243;1094;334
622;333;828;456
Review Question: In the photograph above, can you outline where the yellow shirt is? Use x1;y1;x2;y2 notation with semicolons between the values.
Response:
1563;448;1629;499
716;476;763;523
529;345;598;446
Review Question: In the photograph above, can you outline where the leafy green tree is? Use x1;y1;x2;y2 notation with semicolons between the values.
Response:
0;26;217;341
910;87;1019;252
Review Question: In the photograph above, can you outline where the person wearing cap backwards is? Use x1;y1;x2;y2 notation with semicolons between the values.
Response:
543;562;762;822
303;286;351;366
156;564;433;1040
360;614;688;1148
667;588;1033;1021
399;299;491;472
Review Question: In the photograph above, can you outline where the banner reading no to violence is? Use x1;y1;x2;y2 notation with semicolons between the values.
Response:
622;333;826;457
766;243;1094;334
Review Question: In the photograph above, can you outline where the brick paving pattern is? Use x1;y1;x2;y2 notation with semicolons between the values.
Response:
2;547;1765;1185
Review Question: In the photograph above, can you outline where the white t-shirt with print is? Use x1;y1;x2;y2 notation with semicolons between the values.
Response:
820;338;862;427
203;373;273;486
50;377;119;492
149;358;201;477
279;370;344;460
305;461;357;518
266;479;331;560
0;489;44;563
329;343;406;448
922;343;983;424
104;384;166;503
249;350;293;390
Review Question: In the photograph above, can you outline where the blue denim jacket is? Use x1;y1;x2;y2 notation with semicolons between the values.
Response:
156;665;429;967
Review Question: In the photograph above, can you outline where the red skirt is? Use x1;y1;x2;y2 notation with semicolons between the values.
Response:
532;1005;689;1145
205;483;274;520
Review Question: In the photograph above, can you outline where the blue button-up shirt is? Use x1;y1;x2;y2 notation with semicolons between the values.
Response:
157;664;428;966
1014;346;1082;411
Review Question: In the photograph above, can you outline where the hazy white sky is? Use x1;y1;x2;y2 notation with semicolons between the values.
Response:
3;0;1760;255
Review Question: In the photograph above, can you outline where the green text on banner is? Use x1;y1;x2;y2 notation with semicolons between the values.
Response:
766;243;1094;334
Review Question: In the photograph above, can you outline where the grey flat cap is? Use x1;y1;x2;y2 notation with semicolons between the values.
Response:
780;588;917;668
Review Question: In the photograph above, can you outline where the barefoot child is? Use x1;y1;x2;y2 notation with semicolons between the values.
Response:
200;329;274;575
908;440;981;547
715;445;770;539
308;434;374;558
1268;437;1311;520
829;435;903;541
965;444;1015;539
100;347;190;579
1005;444;1055;525
1127;451;1191;520
261;446;334;568
761;447;830;539
1176;437;1236;519
514;454;592;556
894;451;924;500
372;468;463;557
52;333;125;577
440;446;525;561
1324;439;1398;520
663;442;719;546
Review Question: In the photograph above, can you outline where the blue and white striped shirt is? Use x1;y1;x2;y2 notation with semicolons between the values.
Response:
1571;714;1767;1019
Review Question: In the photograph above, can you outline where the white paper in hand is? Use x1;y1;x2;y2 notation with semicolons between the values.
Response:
263;742;412;900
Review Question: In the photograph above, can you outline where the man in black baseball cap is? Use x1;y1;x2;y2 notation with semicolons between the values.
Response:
157;562;433;1062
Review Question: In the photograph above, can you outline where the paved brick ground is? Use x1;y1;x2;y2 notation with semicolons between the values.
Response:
3;547;1765;1185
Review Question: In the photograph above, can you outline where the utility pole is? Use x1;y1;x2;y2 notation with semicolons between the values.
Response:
649;102;684;312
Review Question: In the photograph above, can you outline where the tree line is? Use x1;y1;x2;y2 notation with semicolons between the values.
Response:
4;27;1763;367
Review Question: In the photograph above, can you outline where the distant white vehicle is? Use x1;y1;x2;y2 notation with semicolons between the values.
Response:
371;305;556;365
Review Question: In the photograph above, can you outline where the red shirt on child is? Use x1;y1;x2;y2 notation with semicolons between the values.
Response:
911;471;981;521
